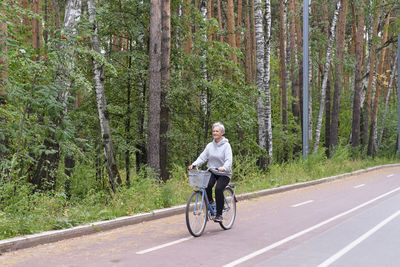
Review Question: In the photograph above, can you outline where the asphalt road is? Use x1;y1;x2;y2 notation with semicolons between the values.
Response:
2;166;400;267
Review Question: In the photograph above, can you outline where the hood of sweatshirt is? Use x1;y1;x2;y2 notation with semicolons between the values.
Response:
214;136;229;147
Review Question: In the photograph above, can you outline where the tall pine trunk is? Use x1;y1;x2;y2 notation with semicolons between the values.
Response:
226;0;237;61
88;0;121;192
279;0;287;125
351;0;364;148
147;0;162;174
289;0;300;120
244;0;252;85
160;0;171;182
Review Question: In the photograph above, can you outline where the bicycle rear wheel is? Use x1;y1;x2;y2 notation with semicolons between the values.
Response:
186;191;208;237
219;187;236;230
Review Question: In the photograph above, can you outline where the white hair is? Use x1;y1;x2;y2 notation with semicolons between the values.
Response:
212;122;225;134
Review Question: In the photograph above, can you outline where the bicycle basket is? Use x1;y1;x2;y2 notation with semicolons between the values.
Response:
188;170;211;188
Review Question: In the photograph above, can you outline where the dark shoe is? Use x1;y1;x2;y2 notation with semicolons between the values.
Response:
214;215;223;222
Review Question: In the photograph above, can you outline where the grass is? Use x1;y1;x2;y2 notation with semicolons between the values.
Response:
0;146;399;240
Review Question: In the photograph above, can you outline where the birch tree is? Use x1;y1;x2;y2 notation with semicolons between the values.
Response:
313;0;341;152
264;0;272;162
88;0;121;192
31;0;82;190
255;0;266;165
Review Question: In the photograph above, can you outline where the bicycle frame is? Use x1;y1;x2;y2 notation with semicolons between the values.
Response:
193;188;216;218
194;184;236;218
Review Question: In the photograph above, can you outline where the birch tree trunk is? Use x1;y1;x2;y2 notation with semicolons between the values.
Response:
254;0;266;166
330;0;347;150
313;0;341;152
351;0;365;148
160;0;171;182
147;0;162;174
88;0;121;192
264;0;273;162
31;0;81;190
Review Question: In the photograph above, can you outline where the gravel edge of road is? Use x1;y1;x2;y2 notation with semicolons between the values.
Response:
1;163;399;253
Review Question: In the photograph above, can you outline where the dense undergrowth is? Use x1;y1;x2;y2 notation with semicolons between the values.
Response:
1;146;399;240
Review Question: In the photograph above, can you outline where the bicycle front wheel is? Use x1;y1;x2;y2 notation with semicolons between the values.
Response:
186;191;208;237
219;187;236;230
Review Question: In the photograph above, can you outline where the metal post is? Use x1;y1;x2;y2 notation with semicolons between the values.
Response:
303;0;309;158
398;34;400;159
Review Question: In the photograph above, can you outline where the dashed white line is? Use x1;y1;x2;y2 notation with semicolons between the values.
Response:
318;210;400;267
291;200;314;208
387;174;394;178
222;186;400;267
353;184;365;189
136;237;193;254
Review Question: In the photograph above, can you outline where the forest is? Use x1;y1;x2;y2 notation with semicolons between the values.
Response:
0;0;399;238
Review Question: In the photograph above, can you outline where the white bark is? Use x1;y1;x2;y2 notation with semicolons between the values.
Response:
60;0;81;112
88;0;120;191
264;0;272;160
64;0;81;31
255;0;272;164
255;0;266;151
313;0;341;152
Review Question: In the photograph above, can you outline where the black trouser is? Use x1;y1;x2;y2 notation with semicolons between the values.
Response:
206;173;230;216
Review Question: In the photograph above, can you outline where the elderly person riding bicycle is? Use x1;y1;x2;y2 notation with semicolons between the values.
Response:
189;122;233;222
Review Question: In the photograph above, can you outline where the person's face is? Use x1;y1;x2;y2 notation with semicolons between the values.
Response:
212;126;223;142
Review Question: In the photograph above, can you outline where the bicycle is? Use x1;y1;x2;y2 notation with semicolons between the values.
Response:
186;169;237;237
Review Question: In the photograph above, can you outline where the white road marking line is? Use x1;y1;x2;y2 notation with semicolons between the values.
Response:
387;174;394;178
291;200;314;208
318;210;400;267
353;184;365;189
223;186;400;267
136;237;193;254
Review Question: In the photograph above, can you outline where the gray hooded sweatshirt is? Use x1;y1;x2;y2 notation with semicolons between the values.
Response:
192;137;233;178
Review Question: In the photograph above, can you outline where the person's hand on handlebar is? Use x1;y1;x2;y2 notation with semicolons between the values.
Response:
188;165;194;170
